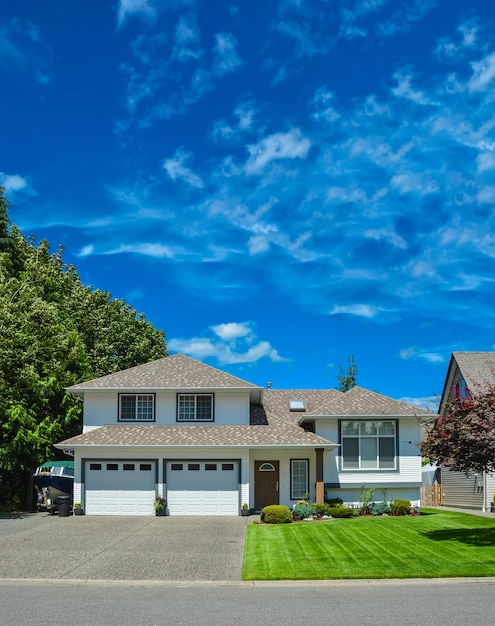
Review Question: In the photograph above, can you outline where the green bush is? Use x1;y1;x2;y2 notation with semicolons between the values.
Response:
390;499;411;516
262;504;293;524
311;502;332;518
292;503;315;520
328;506;355;518
326;497;344;507
372;501;391;516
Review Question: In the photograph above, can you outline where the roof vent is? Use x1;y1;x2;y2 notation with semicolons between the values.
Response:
289;399;305;412
266;382;272;389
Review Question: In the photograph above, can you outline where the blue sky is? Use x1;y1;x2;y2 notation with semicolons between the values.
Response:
2;0;495;409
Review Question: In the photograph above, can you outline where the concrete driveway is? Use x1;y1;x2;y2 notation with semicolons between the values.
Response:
0;514;249;582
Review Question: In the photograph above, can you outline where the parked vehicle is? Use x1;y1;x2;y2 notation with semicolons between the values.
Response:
33;461;74;514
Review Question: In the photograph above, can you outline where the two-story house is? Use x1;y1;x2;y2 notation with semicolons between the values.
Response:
56;353;429;516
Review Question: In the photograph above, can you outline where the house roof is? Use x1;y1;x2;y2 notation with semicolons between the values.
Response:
57;384;430;451
262;386;430;418
67;353;262;397
439;352;495;414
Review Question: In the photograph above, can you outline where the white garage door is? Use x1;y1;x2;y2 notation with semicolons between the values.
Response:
85;461;155;516
166;461;239;516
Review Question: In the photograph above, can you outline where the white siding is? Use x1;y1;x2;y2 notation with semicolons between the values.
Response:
82;390;251;428
317;416;422;489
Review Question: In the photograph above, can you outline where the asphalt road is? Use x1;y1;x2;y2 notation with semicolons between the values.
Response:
1;578;494;626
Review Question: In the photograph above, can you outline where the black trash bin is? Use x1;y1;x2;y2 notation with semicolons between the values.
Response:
57;496;71;517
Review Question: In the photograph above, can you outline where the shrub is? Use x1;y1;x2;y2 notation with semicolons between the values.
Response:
292;503;314;520
312;502;332;518
262;504;293;524
371;501;391;516
328;506;355;518
390;499;411;516
326;497;343;507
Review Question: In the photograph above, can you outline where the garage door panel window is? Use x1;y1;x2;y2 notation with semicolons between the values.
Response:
119;394;155;421
341;420;397;470
177;394;214;421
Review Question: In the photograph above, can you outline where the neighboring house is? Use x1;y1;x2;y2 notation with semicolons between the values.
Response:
437;352;495;511
56;353;429;516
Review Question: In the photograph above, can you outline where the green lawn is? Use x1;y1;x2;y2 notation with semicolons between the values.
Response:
242;509;495;580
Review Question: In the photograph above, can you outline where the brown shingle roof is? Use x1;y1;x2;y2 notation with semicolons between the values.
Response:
452;352;495;389
58;413;334;448
68;353;262;393
262;387;431;417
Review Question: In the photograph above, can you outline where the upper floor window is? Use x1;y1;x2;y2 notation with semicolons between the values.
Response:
341;420;396;470
177;394;214;421
119;394;155;421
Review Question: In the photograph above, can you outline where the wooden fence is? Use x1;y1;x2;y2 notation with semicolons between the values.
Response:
421;484;442;506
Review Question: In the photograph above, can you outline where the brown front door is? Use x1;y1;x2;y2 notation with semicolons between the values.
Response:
254;461;279;510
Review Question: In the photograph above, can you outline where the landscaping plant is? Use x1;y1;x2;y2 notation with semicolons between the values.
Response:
261;504;292;524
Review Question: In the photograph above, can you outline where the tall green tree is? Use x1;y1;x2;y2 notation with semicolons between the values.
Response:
335;355;358;392
0;193;167;509
0;186;22;277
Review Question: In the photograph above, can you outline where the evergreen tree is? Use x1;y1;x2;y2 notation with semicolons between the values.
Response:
335;355;358;392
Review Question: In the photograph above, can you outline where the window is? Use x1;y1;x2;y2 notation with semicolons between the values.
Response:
171;463;183;471
140;464;152;471
89;463;101;471
188;463;200;471
123;464;135;471
341;421;397;470
222;463;234;471
205;464;217;471
106;463;118;471
119;394;155;421
291;459;309;499
177;394;214;421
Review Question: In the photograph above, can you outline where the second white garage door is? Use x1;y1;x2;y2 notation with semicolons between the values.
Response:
166;461;239;516
85;461;156;515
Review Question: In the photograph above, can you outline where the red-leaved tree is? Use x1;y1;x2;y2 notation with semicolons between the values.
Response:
420;386;495;474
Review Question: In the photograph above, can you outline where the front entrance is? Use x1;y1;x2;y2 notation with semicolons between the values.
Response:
254;460;279;511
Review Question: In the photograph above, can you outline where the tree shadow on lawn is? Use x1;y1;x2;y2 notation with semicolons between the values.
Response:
423;527;495;547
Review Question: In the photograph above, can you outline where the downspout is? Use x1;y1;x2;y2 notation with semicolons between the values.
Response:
484;470;488;512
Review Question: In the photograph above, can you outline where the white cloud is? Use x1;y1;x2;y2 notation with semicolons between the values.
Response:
468;52;495;93
329;304;381;318
105;243;176;258
212;32;243;76
117;0;156;27
477;153;495;173
0;172;28;192
168;322;286;365
245;128;311;175
399;347;445;363
399;396;439;412
211;322;251;342
172;14;202;62
391;68;434;105
163;147;204;188
78;244;94;258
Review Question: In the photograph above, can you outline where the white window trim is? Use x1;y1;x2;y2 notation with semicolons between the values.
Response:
177;393;214;422
118;393;155;422
341;420;397;471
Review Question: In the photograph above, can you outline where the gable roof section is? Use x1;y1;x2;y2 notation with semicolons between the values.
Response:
439;352;495;414
262;387;431;418
67;353;262;395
